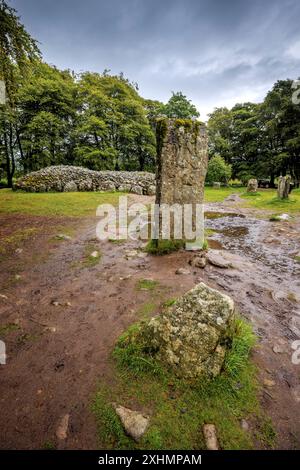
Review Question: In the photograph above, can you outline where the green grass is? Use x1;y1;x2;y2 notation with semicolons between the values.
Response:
92;317;275;450
0;227;39;256
145;239;185;255
204;186;243;203
241;188;300;214
137;279;159;291
0;322;20;336
137;302;157;319
1;187;299;218
204;187;300;214
82;244;102;267
0;189;123;217
269;215;282;222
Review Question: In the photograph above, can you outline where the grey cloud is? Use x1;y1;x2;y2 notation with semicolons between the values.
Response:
10;0;300;119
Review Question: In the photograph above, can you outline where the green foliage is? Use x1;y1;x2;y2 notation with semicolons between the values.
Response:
269;215;281;221
145;239;185;255
207;80;300;187
0;0;40;101
206;154;232;184
161;92;200;119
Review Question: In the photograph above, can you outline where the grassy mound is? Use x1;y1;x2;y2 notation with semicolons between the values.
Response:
92;317;276;450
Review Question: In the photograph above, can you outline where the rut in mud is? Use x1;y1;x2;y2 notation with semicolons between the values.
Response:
0;195;300;449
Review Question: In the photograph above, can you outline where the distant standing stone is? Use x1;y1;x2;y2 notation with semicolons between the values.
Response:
277;176;291;199
247;179;258;193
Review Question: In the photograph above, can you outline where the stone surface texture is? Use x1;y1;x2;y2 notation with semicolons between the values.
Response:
247;179;258;193
143;282;235;379
14;165;155;195
277;175;291;199
155;119;208;242
115;405;149;442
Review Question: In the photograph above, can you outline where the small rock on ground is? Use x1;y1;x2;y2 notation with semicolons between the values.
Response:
175;268;191;275
203;424;219;450
189;255;206;269
206;250;233;269
115;405;149;442
56;414;70;440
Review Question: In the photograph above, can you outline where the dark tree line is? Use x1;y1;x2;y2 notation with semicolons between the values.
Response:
208;80;300;186
1;0;299;188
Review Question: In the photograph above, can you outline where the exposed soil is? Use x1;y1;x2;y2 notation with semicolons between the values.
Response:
0;195;300;449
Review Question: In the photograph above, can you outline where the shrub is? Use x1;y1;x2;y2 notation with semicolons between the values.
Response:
206;155;232;184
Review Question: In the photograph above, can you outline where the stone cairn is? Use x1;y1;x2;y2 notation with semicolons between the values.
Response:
277;175;291;199
14;166;156;196
154;119;208;248
247;178;258;193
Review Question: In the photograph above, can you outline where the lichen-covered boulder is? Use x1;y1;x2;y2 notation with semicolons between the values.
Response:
247;179;258;193
143;282;235;379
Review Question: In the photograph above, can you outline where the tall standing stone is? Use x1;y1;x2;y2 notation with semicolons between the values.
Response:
277;176;291;199
155;119;208;248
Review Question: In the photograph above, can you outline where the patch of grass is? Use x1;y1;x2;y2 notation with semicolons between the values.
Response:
0;189;123;217
82;244;102;267
0;228;39;256
295;256;300;263
137;279;159;291
108;238;127;244
162;298;177;308
241;188;300;214
145;239;185;255
269;215;281;222
205;228;216;237
137;302;157;318
255;417;277;448
0;323;20;336
204;187;243;203
91;389;134;450
241;192;261;197
93;317;274;450
42;441;56;450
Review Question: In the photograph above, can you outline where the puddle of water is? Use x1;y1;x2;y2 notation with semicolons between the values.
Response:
214;226;249;238
205;211;300;275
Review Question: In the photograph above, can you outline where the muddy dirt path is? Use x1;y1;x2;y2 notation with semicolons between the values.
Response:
0;195;300;449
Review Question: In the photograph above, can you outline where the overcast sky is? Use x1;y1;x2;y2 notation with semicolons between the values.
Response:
10;0;300;120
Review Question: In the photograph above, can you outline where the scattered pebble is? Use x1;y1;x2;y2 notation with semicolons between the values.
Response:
175;268;190;275
15;248;23;254
203;424;219;450
240;419;249;431
56;234;72;241
264;378;275;388
273;345;284;354
56;414;70;440
90;251;100;258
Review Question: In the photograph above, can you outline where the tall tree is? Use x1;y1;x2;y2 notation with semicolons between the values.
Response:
162;92;200;119
0;0;40;186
